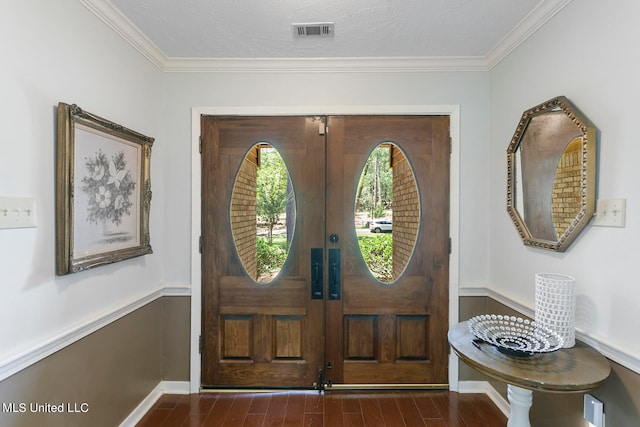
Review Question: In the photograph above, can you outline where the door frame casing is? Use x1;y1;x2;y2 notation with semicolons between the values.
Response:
190;105;461;393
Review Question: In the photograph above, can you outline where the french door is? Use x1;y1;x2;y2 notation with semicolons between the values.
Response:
200;115;450;388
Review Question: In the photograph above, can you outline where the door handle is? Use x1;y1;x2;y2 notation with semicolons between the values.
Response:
310;248;323;299
328;248;341;300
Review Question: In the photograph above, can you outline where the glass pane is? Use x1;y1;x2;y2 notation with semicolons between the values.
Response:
355;143;419;284
230;144;295;283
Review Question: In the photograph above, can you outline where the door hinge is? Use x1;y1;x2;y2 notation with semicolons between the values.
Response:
199;236;203;254
449;137;452;155
199;335;203;354
448;237;452;254
199;136;202;154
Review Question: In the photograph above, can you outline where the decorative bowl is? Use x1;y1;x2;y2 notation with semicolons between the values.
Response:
467;314;564;357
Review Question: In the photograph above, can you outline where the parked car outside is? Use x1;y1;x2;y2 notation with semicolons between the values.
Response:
369;219;392;233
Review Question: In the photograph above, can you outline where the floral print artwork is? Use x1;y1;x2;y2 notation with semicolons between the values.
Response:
81;149;136;229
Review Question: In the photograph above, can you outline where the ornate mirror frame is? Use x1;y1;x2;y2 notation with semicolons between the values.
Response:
507;96;597;252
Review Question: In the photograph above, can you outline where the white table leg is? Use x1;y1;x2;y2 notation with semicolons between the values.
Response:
507;384;532;427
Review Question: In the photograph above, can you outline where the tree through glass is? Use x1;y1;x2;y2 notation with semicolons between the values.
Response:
230;144;295;284
355;143;419;284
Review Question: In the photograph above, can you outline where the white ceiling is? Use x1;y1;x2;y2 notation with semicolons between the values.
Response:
81;0;572;71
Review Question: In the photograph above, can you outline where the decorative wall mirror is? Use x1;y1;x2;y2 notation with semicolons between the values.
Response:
507;96;596;252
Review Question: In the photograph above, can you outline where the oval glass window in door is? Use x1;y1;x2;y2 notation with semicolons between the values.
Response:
355;143;420;284
230;143;296;284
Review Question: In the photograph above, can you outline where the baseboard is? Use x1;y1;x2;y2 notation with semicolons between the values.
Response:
119;381;190;427
0;285;191;382
458;380;510;418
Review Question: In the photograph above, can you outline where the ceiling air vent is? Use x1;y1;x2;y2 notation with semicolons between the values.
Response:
292;22;334;38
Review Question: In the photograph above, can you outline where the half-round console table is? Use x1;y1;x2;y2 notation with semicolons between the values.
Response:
448;321;610;427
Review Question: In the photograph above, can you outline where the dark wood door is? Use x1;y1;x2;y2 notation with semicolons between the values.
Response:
201;115;450;388
324;116;450;386
201;116;326;387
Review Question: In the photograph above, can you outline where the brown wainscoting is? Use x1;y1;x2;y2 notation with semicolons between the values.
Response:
136;391;506;427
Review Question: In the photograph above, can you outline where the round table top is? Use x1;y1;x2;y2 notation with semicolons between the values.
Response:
449;321;611;393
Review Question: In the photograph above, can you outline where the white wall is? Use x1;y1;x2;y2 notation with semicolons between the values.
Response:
160;71;492;289
0;1;165;371
489;0;640;360
1;0;492;383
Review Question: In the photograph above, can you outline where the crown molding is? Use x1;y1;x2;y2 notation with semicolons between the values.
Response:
80;0;572;72
485;0;574;69
78;0;169;69
161;56;489;73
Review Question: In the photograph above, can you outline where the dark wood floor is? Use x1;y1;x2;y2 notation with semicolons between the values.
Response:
135;391;507;427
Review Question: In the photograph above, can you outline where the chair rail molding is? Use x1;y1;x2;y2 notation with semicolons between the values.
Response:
0;285;191;382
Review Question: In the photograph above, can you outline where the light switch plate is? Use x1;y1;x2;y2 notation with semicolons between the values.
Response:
0;197;37;229
592;198;626;227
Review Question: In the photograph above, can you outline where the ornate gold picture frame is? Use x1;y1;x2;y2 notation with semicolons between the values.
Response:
56;102;154;275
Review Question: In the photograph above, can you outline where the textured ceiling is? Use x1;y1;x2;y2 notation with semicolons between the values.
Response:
109;0;544;59
79;0;572;70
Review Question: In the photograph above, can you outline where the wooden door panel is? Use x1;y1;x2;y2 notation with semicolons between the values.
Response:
219;315;306;361
218;315;306;360
343;276;434;313
344;315;377;359
221;315;253;359
201;116;325;387
326;115;450;386
396;315;429;360
202;114;450;388
344;362;437;384
273;316;304;358
219;277;307;315
343;315;432;361
215;360;315;386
